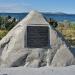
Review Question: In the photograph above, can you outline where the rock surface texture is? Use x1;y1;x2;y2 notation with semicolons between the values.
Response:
0;10;75;68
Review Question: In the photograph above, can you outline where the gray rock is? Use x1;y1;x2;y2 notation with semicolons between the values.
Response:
0;10;75;68
51;44;75;67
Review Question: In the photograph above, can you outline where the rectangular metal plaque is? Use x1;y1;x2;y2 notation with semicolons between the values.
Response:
27;26;49;48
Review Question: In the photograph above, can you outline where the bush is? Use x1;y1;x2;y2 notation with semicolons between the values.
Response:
48;18;58;28
0;16;19;39
0;16;18;30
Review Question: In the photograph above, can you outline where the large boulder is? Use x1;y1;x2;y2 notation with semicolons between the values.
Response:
0;10;75;68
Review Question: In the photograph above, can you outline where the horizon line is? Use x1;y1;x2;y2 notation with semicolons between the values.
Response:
0;11;75;15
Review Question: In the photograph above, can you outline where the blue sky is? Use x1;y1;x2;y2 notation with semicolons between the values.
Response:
0;0;75;13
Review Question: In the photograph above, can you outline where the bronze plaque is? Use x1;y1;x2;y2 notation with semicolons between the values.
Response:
27;26;49;48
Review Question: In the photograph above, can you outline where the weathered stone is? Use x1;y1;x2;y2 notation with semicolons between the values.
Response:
0;10;75;68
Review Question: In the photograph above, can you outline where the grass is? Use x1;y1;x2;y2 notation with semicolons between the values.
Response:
0;30;8;40
57;24;75;46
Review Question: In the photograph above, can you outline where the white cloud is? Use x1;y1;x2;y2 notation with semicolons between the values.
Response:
0;3;32;13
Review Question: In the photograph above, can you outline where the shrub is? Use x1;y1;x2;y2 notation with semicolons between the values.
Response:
48;18;58;28
0;30;8;40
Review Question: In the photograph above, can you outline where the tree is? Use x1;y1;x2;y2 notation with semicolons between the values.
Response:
48;18;58;28
7;16;11;19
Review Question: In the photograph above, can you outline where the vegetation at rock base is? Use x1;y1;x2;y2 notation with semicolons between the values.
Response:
48;18;58;28
0;16;19;40
47;18;75;46
0;30;8;39
0;16;75;46
57;21;75;46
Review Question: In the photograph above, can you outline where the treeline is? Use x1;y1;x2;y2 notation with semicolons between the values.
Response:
0;16;19;40
0;16;19;30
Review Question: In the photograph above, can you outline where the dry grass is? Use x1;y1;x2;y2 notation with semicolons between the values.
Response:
0;30;8;40
57;26;75;46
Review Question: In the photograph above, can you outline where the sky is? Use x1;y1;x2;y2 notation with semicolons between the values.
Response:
0;0;75;14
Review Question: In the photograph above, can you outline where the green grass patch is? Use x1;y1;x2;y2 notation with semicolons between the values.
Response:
0;30;8;40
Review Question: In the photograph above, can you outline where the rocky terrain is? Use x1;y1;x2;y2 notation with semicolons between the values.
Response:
0;11;75;68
